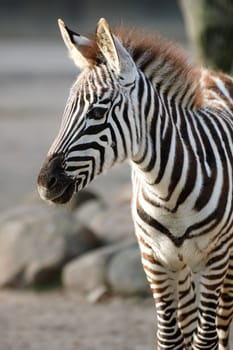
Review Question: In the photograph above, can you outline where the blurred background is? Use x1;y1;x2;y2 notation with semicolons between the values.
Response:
0;0;183;37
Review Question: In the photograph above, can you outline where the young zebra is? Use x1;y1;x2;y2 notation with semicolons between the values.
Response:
37;18;233;350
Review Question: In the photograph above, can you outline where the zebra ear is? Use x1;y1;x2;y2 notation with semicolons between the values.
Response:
96;18;136;78
58;19;92;69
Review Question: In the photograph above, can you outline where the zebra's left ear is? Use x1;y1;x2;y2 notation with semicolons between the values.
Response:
58;19;93;69
96;18;136;78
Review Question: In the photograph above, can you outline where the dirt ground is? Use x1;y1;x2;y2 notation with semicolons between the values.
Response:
0;291;155;350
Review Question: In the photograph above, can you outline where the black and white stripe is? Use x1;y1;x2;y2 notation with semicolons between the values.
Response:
38;19;233;350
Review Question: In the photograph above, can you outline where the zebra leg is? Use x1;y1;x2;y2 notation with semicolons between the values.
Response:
177;266;197;348
138;237;184;350
192;248;229;350
216;254;233;350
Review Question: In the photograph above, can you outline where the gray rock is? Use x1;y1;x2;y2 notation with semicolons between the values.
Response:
89;203;135;244
87;285;109;304
63;240;150;297
0;205;101;287
66;189;101;211
62;240;135;294
107;244;151;296
74;199;107;229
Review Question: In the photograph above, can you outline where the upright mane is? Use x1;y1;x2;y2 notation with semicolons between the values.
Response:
85;26;203;108
114;27;203;108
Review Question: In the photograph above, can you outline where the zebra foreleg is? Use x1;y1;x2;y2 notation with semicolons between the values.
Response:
192;247;230;350
177;266;197;349
138;238;185;350
216;254;233;350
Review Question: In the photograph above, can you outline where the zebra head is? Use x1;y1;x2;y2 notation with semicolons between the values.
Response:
38;18;139;204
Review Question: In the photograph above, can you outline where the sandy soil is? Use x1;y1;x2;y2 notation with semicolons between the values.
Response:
0;291;155;350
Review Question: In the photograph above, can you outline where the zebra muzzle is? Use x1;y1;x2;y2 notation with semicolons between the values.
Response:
37;153;75;204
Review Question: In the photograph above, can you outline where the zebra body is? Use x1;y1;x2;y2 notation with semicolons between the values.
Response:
38;18;233;349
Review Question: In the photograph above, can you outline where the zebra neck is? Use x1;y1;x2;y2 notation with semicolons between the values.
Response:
131;72;198;211
138;61;200;110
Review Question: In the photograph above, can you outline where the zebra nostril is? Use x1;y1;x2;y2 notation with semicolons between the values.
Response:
47;175;58;189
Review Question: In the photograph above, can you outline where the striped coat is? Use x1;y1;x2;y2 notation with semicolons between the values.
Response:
38;18;233;350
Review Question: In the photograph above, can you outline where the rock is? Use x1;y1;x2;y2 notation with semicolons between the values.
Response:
107;244;151;296
87;285;109;303
62;240;135;294
63;240;150;297
63;243;120;293
74;199;107;229
89;203;135;244
66;189;101;211
0;205;101;287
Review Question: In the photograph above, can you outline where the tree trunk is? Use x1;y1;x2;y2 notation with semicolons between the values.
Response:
180;0;233;74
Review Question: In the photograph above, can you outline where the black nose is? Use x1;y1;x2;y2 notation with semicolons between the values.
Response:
38;153;75;203
37;153;64;190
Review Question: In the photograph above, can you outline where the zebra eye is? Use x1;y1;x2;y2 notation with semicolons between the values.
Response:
87;107;107;120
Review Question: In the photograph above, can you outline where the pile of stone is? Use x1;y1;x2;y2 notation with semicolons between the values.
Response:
0;187;150;300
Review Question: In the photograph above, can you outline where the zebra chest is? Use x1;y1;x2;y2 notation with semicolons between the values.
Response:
134;206;214;272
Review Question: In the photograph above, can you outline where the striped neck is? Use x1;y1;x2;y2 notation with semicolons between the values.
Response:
131;70;194;208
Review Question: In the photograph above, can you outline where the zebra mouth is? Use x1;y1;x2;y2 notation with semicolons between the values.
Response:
48;181;75;204
38;179;75;205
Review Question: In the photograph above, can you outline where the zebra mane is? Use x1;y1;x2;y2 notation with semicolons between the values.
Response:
87;26;203;108
115;27;203;107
